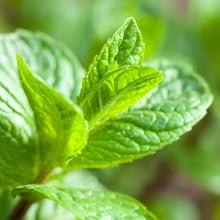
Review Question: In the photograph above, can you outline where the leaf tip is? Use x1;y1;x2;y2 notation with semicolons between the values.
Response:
16;54;29;75
16;54;26;80
124;16;140;29
125;16;137;23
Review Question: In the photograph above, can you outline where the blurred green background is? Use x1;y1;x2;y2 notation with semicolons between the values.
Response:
0;0;219;219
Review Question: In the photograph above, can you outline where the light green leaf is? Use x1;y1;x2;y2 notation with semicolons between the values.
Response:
80;66;163;130
69;59;213;168
17;55;88;169
0;30;83;187
14;184;156;220
3;29;83;100
79;17;145;102
24;170;104;220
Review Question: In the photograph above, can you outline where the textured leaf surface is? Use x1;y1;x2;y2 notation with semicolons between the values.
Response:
14;184;156;220
0;30;83;187
70;59;213;168
80;66;162;129
17;56;87;169
79;17;145;102
24;170;104;220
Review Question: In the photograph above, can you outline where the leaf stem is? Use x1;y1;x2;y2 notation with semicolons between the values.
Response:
7;170;53;220
7;198;32;220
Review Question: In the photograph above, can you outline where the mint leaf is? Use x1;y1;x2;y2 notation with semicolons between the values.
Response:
14;184;156;220
2;30;83;100
0;30;83;187
69;59;213;168
79;17;145;102
80;66;163;130
24;170;104;220
17;55;88;169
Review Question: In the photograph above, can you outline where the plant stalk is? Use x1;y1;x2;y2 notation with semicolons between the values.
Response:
7;198;32;220
7;170;53;220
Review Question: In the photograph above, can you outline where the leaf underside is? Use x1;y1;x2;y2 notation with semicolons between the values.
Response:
0;30;83;187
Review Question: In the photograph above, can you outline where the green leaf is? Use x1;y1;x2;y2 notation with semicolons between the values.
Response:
0;30;83;187
79;17;145;102
17;55;88;169
3;29;83;100
14;184;156;220
80;66;163;130
24;170;104;220
69;59;213;168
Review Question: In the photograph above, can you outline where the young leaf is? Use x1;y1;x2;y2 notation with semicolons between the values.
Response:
0;30;83;187
80;66;163;130
69;59;213;168
79;17;145;102
14;184;156;220
17;55;88;169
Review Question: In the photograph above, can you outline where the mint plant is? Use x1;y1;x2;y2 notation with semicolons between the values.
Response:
0;17;212;220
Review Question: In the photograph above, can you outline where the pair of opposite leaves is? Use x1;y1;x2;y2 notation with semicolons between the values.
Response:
0;17;212;220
